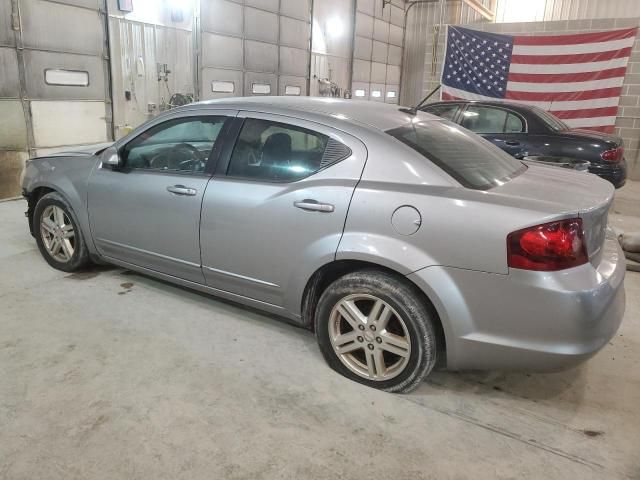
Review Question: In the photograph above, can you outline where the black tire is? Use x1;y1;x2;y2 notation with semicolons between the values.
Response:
315;269;438;393
33;191;91;272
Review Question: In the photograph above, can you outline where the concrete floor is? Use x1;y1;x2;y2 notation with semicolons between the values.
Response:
1;183;639;480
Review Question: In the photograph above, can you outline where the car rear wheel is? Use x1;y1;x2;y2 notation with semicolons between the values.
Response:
33;192;90;272
315;270;438;393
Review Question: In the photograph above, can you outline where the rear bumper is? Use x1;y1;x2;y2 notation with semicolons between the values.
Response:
408;234;626;372
589;160;627;188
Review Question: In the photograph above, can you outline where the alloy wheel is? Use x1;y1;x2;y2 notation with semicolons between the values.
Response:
40;205;75;263
328;294;411;381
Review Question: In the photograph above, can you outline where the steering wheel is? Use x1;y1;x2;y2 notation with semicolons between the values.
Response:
149;143;204;171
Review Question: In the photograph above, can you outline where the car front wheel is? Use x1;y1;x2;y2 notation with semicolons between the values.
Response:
33;192;90;272
315;269;438;393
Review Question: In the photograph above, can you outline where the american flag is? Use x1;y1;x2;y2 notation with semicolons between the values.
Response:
441;25;638;133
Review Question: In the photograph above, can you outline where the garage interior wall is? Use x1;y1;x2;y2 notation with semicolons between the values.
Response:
107;0;194;138
199;0;312;101
402;0;640;180
0;0;111;198
310;0;354;98
352;0;405;103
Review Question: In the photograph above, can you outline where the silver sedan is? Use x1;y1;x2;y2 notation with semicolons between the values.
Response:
21;97;626;393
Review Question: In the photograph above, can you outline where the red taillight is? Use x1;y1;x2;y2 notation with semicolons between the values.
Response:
601;146;623;163
507;218;588;271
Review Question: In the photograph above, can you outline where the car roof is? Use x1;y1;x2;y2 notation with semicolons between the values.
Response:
184;96;432;132
427;99;539;114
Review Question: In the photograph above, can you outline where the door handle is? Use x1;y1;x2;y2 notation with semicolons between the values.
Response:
294;199;335;213
505;140;520;146
167;185;197;196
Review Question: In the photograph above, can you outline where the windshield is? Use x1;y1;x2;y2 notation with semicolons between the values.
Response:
533;107;569;131
387;120;526;190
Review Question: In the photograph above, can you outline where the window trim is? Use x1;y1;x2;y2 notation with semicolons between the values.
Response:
219;116;352;184
422;103;464;123
459;103;528;134
117;115;232;176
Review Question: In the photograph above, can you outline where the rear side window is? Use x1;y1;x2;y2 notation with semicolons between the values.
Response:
387;120;526;190
461;106;507;134
505;113;524;133
228;119;351;182
422;104;460;121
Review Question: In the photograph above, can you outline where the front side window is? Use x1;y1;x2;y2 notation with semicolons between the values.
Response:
121;117;226;173
227;119;349;182
387;120;526;190
423;103;460;121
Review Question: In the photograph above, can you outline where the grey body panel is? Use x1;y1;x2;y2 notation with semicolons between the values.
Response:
200;111;368;313
21;97;625;372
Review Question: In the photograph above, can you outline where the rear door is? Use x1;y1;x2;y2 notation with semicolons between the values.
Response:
459;104;529;158
88;111;236;283
199;112;367;310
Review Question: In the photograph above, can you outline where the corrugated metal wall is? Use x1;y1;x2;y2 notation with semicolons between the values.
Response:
107;0;194;138
310;0;354;98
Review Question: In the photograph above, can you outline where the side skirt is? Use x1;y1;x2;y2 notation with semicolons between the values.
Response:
103;255;304;325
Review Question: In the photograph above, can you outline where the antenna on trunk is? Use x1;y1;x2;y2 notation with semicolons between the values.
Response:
399;84;441;116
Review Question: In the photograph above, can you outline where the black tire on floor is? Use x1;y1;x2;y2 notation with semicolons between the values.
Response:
33;191;91;272
315;269;438;393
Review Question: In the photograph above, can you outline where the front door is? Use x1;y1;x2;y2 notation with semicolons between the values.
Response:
88;112;234;283
200;113;367;310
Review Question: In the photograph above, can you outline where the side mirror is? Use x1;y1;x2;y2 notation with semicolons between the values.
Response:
101;146;122;169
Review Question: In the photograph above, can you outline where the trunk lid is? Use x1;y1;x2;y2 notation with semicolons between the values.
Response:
490;164;614;262
565;128;622;147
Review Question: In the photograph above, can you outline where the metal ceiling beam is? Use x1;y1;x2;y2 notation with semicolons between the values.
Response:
461;0;496;22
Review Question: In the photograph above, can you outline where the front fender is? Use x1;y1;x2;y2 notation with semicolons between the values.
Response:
22;156;99;255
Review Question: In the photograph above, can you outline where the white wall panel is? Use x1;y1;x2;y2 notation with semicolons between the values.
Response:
0;0;15;47
246;0;279;13
389;23;404;46
388;44;402;65
370;61;387;83
23;50;105;100
280;0;311;21
202;33;243;69
245;40;278;72
280;46;309;76
245;7;279;43
353;59;371;82
280;17;310;50
0;100;27;148
31;101;107;147
375;0;391;21
244;72;277;95
201;0;243;36
20;0;103;55
0;48;20;98
373;18;390;42
357;0;375;16
372;40;389;63
278;75;307;96
354;36;373;60
356;13;374;37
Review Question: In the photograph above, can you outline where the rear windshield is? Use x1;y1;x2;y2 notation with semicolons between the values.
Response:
387;120;526;190
533;107;569;131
